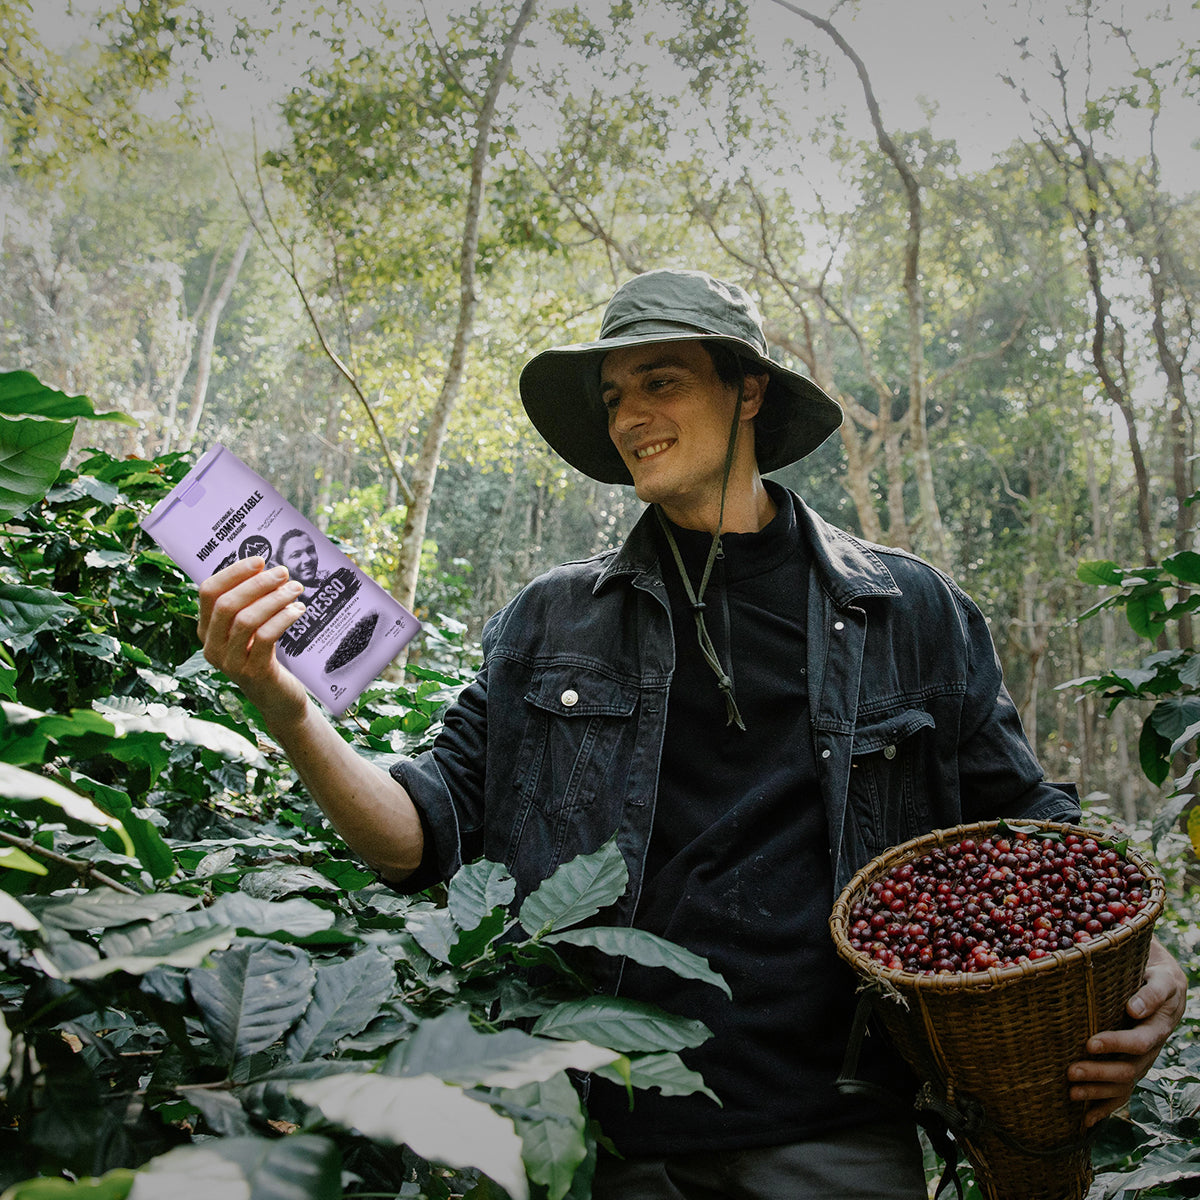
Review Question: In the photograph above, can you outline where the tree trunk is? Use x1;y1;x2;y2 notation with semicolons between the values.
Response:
176;225;254;453
393;0;537;612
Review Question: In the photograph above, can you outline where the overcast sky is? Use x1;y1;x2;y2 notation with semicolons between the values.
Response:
39;0;1200;192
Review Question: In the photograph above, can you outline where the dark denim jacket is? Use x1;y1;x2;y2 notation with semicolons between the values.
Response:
392;491;1079;922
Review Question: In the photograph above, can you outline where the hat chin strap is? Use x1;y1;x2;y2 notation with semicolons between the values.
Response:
654;378;747;731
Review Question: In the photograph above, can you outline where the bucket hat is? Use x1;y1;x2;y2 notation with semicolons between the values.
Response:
518;268;843;484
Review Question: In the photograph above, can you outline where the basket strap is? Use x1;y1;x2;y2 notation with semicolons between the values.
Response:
915;1080;1096;1159
835;996;965;1200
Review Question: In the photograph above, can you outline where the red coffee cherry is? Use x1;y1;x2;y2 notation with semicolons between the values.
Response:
847;829;1149;975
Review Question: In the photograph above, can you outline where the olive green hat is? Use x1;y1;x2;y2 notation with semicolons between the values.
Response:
518;268;843;484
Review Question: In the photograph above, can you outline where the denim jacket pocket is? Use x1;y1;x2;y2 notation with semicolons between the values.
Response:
848;707;936;859
512;664;639;820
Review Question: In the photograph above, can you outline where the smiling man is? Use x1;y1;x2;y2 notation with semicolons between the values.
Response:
197;268;1186;1199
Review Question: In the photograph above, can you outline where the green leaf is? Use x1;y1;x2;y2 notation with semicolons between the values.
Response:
69;772;176;880
128;1135;341;1200
95;701;265;765
544;926;731;998
0;371;134;424
385;1009;617;1087
1077;560;1123;586
0;844;48;874
27;892;201;931
518;838;628;935
0;1171;136;1200
57;926;236;982
0;761;134;853
506;1073;587;1200
407;905;458;963
1151;791;1193;853
1139;716;1173;787
0;415;77;521
531;996;711;1053
285;947;396;1062
0;586;79;650
0;892;42;931
292;1073;529;1200
1151;697;1200;745
172;894;337;941
448;859;516;930
1126;588;1168;639
188;942;317;1063
593;1050;720;1103
1163;550;1200;585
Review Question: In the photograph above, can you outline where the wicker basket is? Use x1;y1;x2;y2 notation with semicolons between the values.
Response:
829;819;1165;1200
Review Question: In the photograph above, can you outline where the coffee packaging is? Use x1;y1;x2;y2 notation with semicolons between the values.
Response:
141;444;421;715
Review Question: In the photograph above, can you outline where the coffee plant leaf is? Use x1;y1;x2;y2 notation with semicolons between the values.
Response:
292;1073;528;1200
543;926;731;998
447;859;516;931
1163;550;1200;585
517;838;628;937
94;702;264;766
1092;1138;1200;1197
0;586;79;651
0;371;134;425
0;416;77;523
592;1049;720;1103
0;762;133;854
1077;560;1123;587
407;905;458;963
0;846;47;875
384;1008;617;1087
284;947;396;1062
502;1073;586;1200
25;892;201;932
187;942;316;1063
531;996;711;1054
63;926;237;982
0;892;40;931
0;1171;136;1199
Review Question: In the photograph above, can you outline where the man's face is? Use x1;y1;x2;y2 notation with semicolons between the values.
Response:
280;534;320;586
601;340;762;529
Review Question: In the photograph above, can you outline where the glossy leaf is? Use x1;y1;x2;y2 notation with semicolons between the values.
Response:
544;926;731;997
0;370;134;425
188;942;316;1063
0;1172;136;1199
292;1073;529;1200
285;947;396;1062
0;415;76;522
448;858;516;930
505;1073;586;1200
592;1049;720;1103
385;1008;617;1086
518;838;628;936
0;586;79;651
0;762;134;854
532;996;711;1053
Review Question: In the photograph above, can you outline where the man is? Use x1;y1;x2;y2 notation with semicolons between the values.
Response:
272;529;326;605
198;269;1187;1199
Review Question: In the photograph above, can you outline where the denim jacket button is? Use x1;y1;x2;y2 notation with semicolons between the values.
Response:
884;744;897;759
833;620;845;631
561;689;579;707
821;748;831;759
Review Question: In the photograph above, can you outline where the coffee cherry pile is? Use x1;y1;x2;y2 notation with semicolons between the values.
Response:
847;830;1149;975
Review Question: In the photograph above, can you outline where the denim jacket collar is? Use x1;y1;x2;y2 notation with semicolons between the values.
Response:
595;488;904;606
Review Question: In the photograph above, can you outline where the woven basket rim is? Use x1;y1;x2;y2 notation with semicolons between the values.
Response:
830;818;1166;992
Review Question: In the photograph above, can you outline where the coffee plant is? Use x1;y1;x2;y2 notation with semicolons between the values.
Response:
0;372;727;1200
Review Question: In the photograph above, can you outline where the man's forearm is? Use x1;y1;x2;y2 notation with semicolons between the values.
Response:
267;698;425;882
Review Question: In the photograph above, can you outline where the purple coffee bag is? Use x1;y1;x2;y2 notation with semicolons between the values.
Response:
141;444;421;715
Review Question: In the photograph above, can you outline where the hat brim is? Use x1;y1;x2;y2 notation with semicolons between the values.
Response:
519;330;843;485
